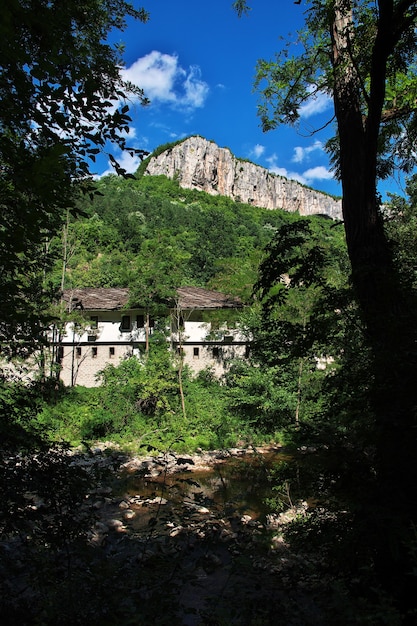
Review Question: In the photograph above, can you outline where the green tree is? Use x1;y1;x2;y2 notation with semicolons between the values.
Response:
0;0;149;356
91;332;180;438
385;174;417;290
128;232;192;352
208;252;260;302
58;172;293;295
232;218;349;434
236;0;417;612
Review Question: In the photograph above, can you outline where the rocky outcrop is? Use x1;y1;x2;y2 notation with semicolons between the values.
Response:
145;136;342;220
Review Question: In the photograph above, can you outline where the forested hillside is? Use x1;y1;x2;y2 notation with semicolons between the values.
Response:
53;169;340;301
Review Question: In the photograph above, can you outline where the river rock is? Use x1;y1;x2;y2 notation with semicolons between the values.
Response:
146;497;168;505
107;519;127;532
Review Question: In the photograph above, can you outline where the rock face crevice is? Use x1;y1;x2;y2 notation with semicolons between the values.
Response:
145;136;342;220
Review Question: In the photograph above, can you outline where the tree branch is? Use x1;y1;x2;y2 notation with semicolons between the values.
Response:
381;101;417;121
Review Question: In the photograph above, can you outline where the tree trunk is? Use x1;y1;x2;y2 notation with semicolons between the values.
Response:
294;357;303;427
175;305;187;420
331;0;417;614
178;353;187;421
145;310;150;354
341;145;417;621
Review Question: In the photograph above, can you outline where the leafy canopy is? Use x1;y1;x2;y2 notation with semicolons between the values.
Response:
0;0;149;356
54;173;294;299
1;0;149;186
250;0;417;179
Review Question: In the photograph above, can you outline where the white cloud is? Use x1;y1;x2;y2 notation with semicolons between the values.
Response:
126;126;136;139
122;51;179;102
183;66;208;108
266;154;305;183
98;150;144;178
302;166;334;182
269;164;291;177
299;90;332;118
250;144;265;159
266;152;333;185
286;171;306;184
292;140;323;163
292;146;304;164
265;153;278;168
122;51;209;110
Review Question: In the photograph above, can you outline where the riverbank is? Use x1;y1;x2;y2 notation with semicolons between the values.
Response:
73;442;327;625
1;442;397;625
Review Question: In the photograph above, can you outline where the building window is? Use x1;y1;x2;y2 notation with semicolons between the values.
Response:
213;346;220;358
149;317;155;328
245;345;251;359
177;347;185;356
92;346;98;358
193;347;199;359
136;314;144;328
109;346;115;358
121;315;131;331
76;346;82;358
90;316;98;329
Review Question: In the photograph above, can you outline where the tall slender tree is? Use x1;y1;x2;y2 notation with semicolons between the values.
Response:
128;232;191;352
235;0;417;615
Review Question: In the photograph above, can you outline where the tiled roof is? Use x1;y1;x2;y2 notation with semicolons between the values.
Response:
61;287;241;311
61;288;130;311
176;287;241;309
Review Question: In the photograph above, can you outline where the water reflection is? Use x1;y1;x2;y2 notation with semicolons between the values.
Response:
118;450;293;524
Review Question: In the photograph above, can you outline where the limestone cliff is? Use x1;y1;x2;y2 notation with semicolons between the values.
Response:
144;136;342;220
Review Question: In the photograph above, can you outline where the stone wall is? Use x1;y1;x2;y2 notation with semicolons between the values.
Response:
59;343;130;387
178;343;247;378
145;136;342;220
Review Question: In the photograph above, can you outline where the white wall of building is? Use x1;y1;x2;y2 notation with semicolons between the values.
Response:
58;308;249;387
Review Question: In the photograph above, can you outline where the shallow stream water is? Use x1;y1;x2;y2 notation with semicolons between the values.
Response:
114;448;294;531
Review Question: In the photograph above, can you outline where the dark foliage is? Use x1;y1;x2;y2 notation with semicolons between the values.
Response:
0;0;148;355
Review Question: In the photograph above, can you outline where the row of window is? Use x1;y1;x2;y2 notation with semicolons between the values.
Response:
120;315;155;331
74;346;116;359
75;346;204;359
62;344;249;361
72;346;222;360
177;347;201;358
88;316;238;340
88;315;156;332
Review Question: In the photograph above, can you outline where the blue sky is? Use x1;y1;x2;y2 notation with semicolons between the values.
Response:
98;0;405;200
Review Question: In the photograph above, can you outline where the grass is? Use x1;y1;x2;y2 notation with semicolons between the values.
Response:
32;383;282;454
